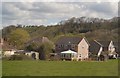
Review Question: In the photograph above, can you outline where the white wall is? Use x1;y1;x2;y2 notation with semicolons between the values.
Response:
4;50;16;56
108;41;115;55
98;47;103;56
25;51;39;60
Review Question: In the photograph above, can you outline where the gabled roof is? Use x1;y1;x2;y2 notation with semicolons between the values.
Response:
83;37;90;46
97;41;111;51
61;50;77;54
98;41;111;47
56;37;83;45
113;41;120;53
26;37;51;46
89;40;102;55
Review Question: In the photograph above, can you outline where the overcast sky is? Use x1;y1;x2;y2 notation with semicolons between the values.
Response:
1;1;118;29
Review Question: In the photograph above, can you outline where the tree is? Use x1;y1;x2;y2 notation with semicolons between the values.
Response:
25;41;54;60
2;25;16;41
8;28;30;49
25;42;40;51
38;42;54;60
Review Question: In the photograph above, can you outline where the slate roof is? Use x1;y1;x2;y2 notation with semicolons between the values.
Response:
113;42;120;54
56;37;83;45
26;37;51;46
97;41;111;51
98;41;111;47
89;40;102;55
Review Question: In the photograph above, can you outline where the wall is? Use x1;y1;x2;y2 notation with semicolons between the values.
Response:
108;41;115;53
78;38;89;60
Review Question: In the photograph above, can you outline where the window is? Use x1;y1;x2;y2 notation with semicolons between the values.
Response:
70;54;71;58
68;45;71;49
79;54;81;57
61;44;64;47
72;54;74;57
62;54;64;58
64;54;65;57
72;54;75;57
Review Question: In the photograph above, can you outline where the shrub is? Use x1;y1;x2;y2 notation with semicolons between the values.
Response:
2;56;11;60
9;55;33;60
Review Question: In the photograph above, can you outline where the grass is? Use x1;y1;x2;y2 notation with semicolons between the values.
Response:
2;60;118;76
0;60;2;77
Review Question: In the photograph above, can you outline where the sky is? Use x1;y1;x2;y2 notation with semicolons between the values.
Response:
1;0;119;29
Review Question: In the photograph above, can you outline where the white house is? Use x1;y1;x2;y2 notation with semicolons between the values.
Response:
3;49;17;57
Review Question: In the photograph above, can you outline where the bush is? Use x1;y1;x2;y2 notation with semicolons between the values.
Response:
49;54;61;61
9;55;33;60
2;56;11;60
89;54;98;61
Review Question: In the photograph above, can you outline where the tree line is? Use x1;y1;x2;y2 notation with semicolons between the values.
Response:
1;17;119;60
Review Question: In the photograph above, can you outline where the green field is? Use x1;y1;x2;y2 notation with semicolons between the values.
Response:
0;60;2;77
2;60;118;76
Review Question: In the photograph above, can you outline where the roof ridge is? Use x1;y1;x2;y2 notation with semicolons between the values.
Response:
94;40;103;46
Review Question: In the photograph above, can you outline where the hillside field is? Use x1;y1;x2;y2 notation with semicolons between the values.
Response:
2;60;118;76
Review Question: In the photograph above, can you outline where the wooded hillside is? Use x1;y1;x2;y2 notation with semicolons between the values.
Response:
2;17;120;49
